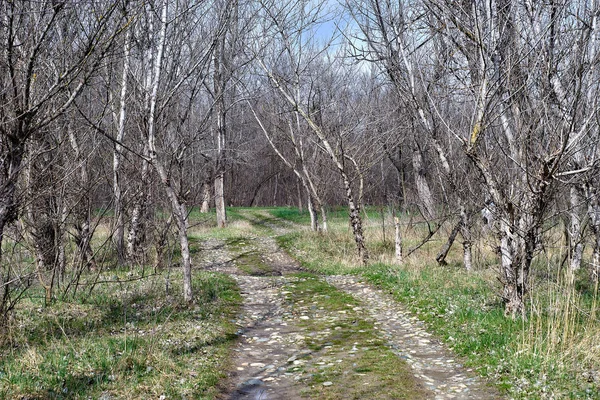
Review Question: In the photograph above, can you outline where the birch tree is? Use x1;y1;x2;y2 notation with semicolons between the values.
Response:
111;6;133;264
428;0;600;317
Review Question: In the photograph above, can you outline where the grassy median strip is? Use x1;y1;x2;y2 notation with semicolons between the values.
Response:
282;273;427;399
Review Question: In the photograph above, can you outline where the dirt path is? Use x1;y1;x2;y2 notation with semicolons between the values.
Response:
200;211;501;399
327;275;497;399
199;226;309;399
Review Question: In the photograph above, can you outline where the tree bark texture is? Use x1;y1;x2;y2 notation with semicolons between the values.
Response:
436;221;461;266
200;181;211;213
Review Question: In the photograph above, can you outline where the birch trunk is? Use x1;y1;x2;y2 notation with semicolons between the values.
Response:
592;244;600;282
127;156;149;261
307;192;318;232
319;204;328;232
394;215;403;264
146;0;193;302
213;25;227;228
127;8;154;261
343;171;368;263
411;148;436;221
215;173;226;228
113;24;131;263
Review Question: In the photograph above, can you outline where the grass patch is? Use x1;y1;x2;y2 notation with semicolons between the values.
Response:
270;207;312;224
0;268;241;399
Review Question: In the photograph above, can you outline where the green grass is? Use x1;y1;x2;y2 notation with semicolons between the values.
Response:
271;207;600;399
5;206;599;399
270;207;312;224
270;206;393;225
0;267;241;399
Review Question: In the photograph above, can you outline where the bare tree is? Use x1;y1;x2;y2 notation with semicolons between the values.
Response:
255;0;370;262
346;0;478;270
427;0;600;317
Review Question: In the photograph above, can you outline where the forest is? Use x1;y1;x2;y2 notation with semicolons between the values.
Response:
1;0;600;398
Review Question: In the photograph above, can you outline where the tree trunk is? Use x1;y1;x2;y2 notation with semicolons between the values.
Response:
436;221;461;265
213;19;228;228
0;137;25;262
112;24;131;264
394;215;403;264
215;172;226;228
411;148;436;221
56;204;68;285
200;180;211;213
24;156;57;306
127;154;150;261
592;244;600;282
297;179;303;213
176;211;193;301
499;216;535;319
68;124;96;271
146;0;193;302
319;204;328;232
307;192;319;232
343;171;368;264
154;215;173;270
460;206;473;272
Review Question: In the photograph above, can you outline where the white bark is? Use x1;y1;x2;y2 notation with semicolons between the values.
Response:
112;24;131;263
307;191;318;232
394;216;403;264
200;181;211;213
146;0;193;302
411;149;436;221
215;173;226;228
